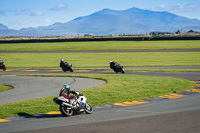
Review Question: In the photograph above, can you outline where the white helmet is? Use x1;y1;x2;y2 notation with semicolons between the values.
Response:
109;61;112;64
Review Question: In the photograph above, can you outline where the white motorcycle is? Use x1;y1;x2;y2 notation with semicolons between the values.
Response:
53;92;93;117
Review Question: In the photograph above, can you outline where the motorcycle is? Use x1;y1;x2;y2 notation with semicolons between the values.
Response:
113;65;125;74
0;58;6;71
62;64;74;72
53;92;93;117
110;62;125;74
60;60;73;72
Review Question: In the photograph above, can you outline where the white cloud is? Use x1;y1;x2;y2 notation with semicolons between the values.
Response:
49;3;68;11
31;11;44;16
160;4;166;8
44;18;52;23
177;4;184;9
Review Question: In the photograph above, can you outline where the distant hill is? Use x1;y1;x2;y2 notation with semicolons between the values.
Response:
1;7;200;37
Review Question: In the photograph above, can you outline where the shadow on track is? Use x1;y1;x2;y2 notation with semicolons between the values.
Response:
16;112;62;119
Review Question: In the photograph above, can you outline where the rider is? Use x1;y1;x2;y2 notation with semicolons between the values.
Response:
60;59;69;69
59;84;78;100
109;61;119;69
0;57;6;71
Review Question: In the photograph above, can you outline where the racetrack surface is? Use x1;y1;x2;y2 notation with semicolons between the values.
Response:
16;109;200;133
0;76;106;105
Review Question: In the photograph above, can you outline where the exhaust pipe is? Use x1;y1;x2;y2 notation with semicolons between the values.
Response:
62;102;72;108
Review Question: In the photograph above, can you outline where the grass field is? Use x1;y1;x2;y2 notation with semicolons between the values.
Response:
0;40;200;51
0;52;200;69
0;74;196;119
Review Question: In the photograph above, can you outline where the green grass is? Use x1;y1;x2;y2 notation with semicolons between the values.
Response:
1;52;200;69
0;74;196;119
0;85;13;93
0;40;200;51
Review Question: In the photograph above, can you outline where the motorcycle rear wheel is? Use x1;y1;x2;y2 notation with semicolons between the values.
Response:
113;69;118;73
60;105;73;117
85;102;93;114
2;65;6;71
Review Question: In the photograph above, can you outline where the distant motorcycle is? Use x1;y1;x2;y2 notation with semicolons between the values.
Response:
53;92;93;117
60;59;73;72
109;61;125;74
0;58;6;71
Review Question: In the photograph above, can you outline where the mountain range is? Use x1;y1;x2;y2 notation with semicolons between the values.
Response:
1;7;200;37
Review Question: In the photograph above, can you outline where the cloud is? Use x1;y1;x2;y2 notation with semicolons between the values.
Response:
30;11;44;16
49;3;68;11
44;18;52;23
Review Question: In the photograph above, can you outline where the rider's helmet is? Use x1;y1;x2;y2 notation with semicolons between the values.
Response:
63;84;70;90
61;59;64;61
109;61;112;64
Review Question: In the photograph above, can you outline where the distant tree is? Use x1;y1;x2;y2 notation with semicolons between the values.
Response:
187;30;195;33
84;34;91;37
175;30;181;34
149;31;172;35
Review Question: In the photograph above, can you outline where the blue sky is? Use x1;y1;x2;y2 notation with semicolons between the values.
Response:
1;0;200;30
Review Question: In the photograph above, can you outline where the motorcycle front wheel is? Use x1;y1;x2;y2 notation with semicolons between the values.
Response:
85;102;93;114
121;69;125;74
59;105;73;117
70;67;74;72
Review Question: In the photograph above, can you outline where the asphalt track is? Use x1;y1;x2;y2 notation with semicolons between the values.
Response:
0;76;106;105
0;49;200;132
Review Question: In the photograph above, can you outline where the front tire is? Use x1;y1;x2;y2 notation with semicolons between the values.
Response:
121;69;125;74
70;67;74;72
85;102;93;114
59;105;73;117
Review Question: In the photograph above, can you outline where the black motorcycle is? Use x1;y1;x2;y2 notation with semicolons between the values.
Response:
60;59;73;72
0;58;6;71
110;61;125;74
